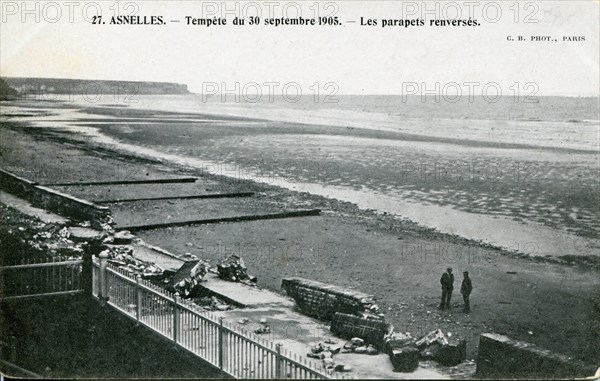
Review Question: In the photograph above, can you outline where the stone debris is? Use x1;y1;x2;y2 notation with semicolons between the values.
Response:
102;247;164;277
254;324;271;334
333;364;351;372
216;255;257;286
415;328;447;347
383;328;467;372
306;340;351;373
113;230;135;245
191;296;233;311
168;260;208;297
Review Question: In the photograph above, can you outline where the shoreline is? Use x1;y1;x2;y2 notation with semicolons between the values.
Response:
1;102;599;265
1;102;599;367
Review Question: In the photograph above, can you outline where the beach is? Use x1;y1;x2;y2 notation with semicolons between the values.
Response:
1;96;599;368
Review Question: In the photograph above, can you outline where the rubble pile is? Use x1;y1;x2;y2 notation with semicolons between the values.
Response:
415;329;466;366
216;255;257;286
384;329;467;372
191;296;233;311
102;246;164;278
305;339;352;374
19;224;87;259
281;277;381;320
168;260;208;297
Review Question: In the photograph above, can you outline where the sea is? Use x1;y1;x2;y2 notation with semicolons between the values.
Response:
3;94;599;258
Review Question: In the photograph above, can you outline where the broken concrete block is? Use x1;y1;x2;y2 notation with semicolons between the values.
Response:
354;346;368;354
416;329;447;348
390;344;420;372
331;313;391;349
311;344;324;354
420;342;442;361
366;345;378;355
334;364;351;372
113;230;134;244
351;337;365;346
435;339;467;366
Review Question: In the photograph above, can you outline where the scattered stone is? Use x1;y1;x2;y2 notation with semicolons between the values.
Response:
238;318;249;325
217;255;257;286
351;337;365;346
416;329;447;348
354;346;367;354
255;325;271;334
333;364;351;372
323;357;334;368
113;230;134;244
366;344;378;355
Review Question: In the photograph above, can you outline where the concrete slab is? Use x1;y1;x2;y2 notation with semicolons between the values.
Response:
51;181;229;202
109;196;319;230
200;273;294;308
42;177;198;187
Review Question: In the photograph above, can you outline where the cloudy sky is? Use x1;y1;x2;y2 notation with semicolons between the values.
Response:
1;0;598;95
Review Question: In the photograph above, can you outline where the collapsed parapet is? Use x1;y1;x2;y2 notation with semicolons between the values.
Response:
281;277;381;321
331;312;392;349
0;169;112;230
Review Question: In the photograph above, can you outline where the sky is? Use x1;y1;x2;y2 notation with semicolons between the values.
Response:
1;0;599;96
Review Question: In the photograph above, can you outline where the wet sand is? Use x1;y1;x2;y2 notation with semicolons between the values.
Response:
1;100;599;368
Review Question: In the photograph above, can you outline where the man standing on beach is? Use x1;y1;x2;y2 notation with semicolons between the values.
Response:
461;271;473;313
439;267;454;309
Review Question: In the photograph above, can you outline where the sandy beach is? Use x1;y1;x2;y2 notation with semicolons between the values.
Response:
1;98;598;369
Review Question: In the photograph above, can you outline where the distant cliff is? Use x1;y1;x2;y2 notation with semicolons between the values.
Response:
0;78;19;100
3;77;190;95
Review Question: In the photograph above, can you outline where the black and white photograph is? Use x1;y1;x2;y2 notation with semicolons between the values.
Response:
0;1;599;379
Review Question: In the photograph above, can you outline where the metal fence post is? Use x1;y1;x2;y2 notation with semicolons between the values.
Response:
276;343;284;379
173;293;180;343
218;316;224;370
98;253;109;304
135;275;142;324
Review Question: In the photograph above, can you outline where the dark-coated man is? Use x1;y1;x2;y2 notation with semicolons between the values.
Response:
461;271;473;313
439;267;454;309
